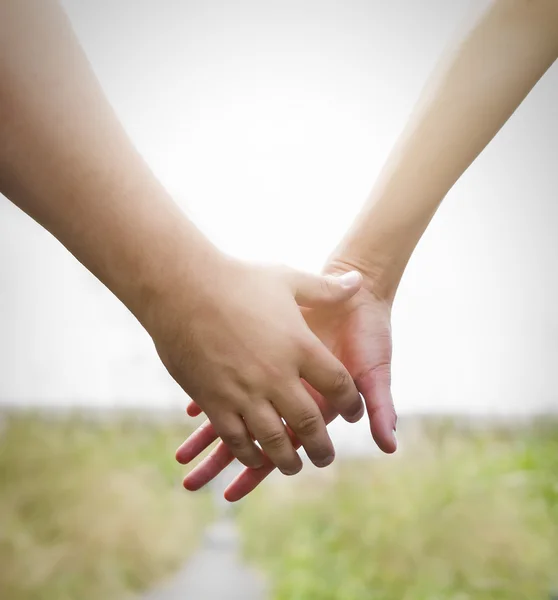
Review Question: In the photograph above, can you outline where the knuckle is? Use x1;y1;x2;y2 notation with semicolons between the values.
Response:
331;368;351;394
222;431;248;451
259;428;287;450
237;362;283;393
374;362;392;385
235;363;264;393
293;411;321;437
262;363;283;385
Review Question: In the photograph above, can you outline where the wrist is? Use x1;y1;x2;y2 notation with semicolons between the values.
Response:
95;186;227;335
326;183;433;304
324;252;400;305
129;226;227;336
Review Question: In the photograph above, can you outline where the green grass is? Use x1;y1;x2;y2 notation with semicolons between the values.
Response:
239;419;558;600
0;410;211;600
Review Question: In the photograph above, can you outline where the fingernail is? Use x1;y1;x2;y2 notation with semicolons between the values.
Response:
282;467;299;476
392;429;398;449
315;454;335;468
336;270;362;288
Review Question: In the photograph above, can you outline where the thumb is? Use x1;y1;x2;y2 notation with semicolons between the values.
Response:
289;269;363;307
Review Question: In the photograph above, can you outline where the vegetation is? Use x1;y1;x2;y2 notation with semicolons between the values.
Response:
0;410;211;600
239;418;558;600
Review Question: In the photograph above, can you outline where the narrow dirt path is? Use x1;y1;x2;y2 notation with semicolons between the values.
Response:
142;518;267;600
142;466;268;600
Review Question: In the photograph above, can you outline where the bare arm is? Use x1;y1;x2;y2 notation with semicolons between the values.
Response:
0;0;218;320
173;0;558;501
331;0;558;301
0;0;366;474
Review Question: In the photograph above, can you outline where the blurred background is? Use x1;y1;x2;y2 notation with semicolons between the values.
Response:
0;0;556;598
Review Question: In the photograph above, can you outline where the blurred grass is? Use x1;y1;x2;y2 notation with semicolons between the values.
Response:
0;409;211;600
239;418;558;600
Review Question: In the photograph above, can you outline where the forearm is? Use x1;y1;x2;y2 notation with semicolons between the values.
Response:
332;0;558;301
0;0;220;326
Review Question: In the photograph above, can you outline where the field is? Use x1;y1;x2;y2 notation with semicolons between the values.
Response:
3;411;557;600
0;409;211;600
239;418;558;600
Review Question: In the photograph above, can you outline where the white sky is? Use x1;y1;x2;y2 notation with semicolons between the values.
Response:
1;0;557;452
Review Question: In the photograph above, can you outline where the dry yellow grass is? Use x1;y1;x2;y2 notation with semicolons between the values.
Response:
0;410;211;600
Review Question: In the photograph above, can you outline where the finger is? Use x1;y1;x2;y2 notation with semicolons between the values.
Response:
175;419;218;464
301;378;339;422
244;402;302;476
273;384;334;468
186;400;203;417
225;401;339;502
356;363;397;454
210;412;265;469
184;422;298;492
183;387;340;496
225;461;276;502
187;425;301;496
300;336;364;423
184;442;236;491
286;268;363;308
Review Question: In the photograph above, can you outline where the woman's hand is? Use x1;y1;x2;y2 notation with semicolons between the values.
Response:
148;255;365;476
176;260;397;500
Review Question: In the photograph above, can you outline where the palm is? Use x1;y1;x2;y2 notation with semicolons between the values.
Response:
302;284;396;453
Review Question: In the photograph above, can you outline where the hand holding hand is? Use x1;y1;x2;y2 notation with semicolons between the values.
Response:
146;255;365;476
176;260;397;500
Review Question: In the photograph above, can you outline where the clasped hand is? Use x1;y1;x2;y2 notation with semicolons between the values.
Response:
146;255;390;479
170;259;397;500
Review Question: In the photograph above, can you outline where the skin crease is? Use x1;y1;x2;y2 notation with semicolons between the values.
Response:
152;260;369;476
178;0;558;501
0;0;372;476
178;260;397;501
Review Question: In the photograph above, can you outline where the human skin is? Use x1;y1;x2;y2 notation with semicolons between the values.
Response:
0;0;370;475
178;0;558;501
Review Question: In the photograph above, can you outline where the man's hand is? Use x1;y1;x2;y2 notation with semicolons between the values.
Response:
0;0;366;482
176;261;397;501
149;257;365;477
